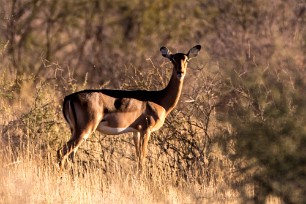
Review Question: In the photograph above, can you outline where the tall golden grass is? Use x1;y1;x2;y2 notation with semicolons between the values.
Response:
0;150;242;204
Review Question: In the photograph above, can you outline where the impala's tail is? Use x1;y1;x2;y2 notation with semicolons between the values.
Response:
62;96;77;133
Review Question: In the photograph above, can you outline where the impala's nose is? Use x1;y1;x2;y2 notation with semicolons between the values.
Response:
177;72;184;80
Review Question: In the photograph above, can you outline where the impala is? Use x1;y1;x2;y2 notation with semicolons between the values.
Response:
57;45;201;171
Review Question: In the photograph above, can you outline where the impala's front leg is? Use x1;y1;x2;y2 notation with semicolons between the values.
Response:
138;130;151;173
133;131;143;173
133;132;141;162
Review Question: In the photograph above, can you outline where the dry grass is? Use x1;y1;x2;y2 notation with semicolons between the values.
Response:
0;148;240;204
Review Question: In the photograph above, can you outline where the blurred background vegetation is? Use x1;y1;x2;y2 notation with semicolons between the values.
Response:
1;0;305;203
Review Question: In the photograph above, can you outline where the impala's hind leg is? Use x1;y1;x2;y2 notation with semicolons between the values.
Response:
57;128;92;170
58;98;102;170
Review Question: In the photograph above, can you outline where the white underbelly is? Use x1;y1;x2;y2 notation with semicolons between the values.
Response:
97;124;137;135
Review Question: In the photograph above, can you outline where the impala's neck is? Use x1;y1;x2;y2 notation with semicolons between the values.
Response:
160;67;185;115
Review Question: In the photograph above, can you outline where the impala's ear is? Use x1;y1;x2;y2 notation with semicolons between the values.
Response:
160;46;171;58
187;45;201;58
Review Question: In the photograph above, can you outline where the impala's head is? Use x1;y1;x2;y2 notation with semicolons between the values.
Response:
160;45;201;80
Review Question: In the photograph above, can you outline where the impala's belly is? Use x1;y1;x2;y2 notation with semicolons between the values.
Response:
96;112;139;135
97;123;137;135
